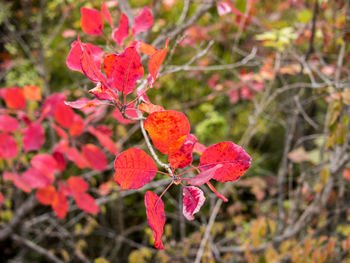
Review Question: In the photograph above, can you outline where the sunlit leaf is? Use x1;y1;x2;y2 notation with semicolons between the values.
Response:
80;7;103;35
132;7;153;35
144;110;190;154
112;14;129;45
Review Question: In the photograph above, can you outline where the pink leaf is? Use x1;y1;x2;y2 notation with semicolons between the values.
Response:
145;191;166;249
22;168;53;189
0;115;19;133
80;7;103;35
66;41;104;72
74;192;100;214
217;2;232;16
22;122;45;152
182;186;205;221
82;144;108;171
101;2;114;28
4;172;32;193
114;148;157;189
0;133;18;159
188;164;223;186
132;7;153;35
66;147;89;169
30;154;57;177
112;14;129;45
64;98;105;109
88;126;118;154
199;141;251;182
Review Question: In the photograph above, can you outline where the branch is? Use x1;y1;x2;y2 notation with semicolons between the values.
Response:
152;0;216;48
0;195;37;241
12;234;64;263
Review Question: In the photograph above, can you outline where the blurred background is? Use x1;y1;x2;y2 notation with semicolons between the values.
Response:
1;0;350;262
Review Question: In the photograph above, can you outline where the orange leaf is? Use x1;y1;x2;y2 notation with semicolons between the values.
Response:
144;110;190;154
23;85;41;101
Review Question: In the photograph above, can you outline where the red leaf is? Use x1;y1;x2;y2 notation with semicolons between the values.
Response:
79;39;107;84
112;14;129;45
188;164;223;186
53;151;66;171
82;144;108;171
66;147;89;169
0;133;18;159
80;7;103;35
114;148;157;189
145;191;166;249
69;114;85;137
199;141;251;182
111;104;138;124
144;110;190;154
36;186;57;205
74;192;100;214
2;87;26;109
23;122;45;152
182;186;205;221
89;83;117;102
66;41;104;72
30;154;57;177
110;47;144;95
101;2;114;28
132;7;153;35
55;102;75;128
41;93;66;118
22;168;53;189
0;115;19;133
168;134;198;169
64;98;105;109
67;176;89;193
148;39;169;81
52;190;69;219
139;102;164;114
88;126;118;154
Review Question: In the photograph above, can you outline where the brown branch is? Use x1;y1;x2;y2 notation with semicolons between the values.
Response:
0;195;37;241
